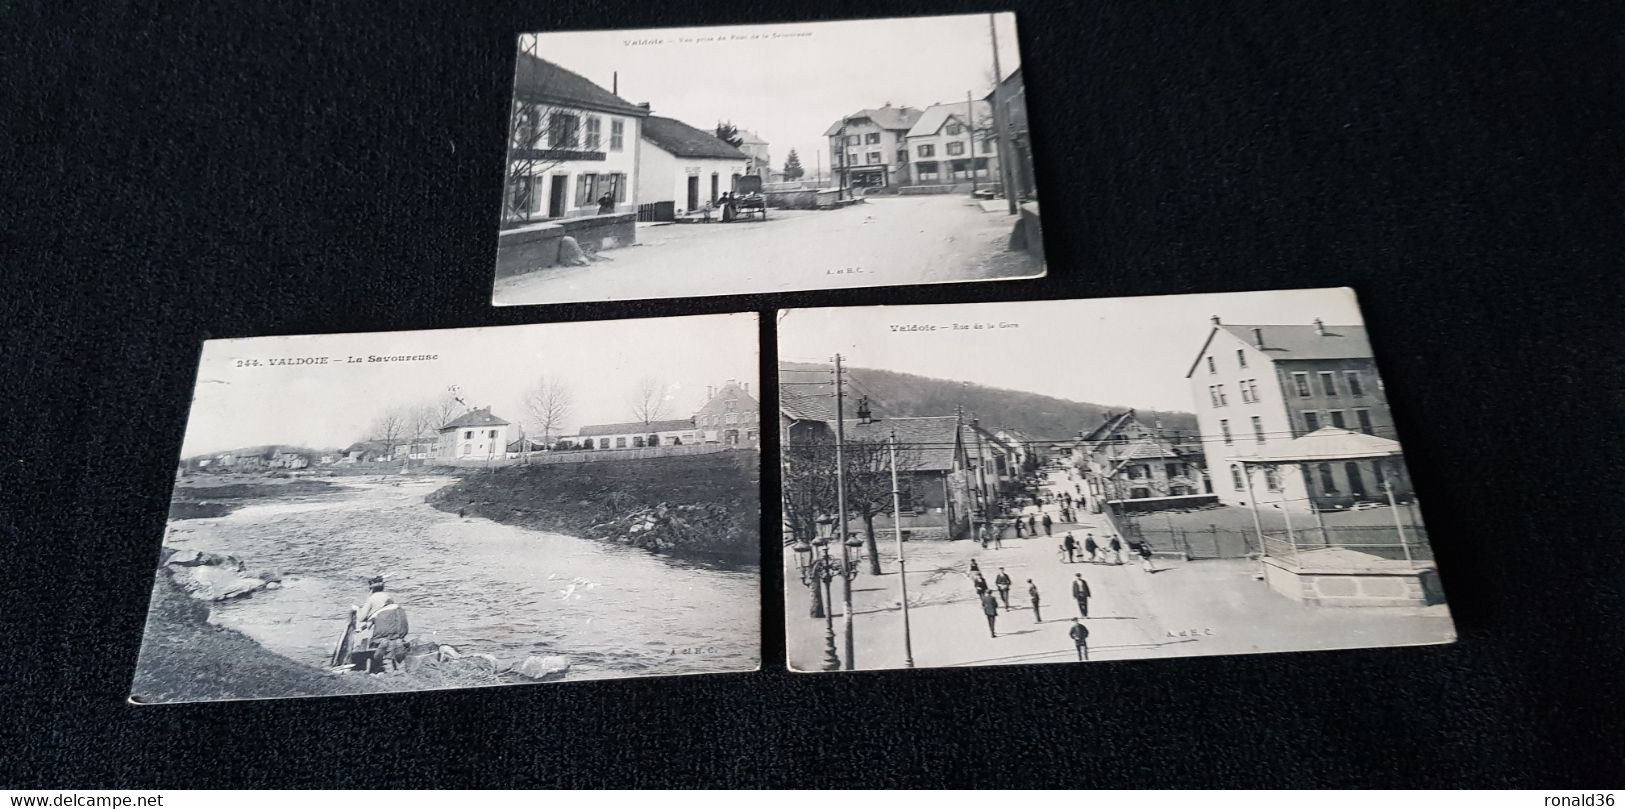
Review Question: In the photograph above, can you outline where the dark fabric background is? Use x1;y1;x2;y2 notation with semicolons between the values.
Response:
4;0;1624;788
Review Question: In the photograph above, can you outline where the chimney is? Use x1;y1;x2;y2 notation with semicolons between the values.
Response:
1252;328;1265;348
1210;315;1221;326
1313;318;1326;336
637;101;651;110
612;71;618;95
743;382;749;393
706;385;715;400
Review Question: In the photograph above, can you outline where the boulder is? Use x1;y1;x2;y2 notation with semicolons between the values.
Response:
169;563;268;601
515;654;571;681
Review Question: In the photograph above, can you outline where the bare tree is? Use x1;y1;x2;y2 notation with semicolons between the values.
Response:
781;439;838;618
843;436;922;576
431;392;463;429
523;375;573;450
503;36;607;225
370;408;408;460
628;376;671;427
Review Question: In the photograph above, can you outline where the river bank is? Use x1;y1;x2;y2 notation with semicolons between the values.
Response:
426;452;760;563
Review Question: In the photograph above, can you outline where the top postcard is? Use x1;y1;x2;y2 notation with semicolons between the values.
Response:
491;12;1044;306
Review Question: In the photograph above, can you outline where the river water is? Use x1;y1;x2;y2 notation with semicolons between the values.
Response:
161;477;758;681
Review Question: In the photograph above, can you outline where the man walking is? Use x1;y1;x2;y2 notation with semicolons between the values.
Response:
994;568;1013;609
1042;512;1053;537
1084;533;1100;564
1069;618;1090;661
1110;535;1124;565
1027;514;1037;535
1027;579;1042;622
991;524;1005;549
1062;531;1077;563
1138;540;1156;573
1014;517;1025;538
1071;573;1091;618
980;590;1001;638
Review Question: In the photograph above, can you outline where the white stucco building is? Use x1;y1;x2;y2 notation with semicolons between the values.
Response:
903;101;997;186
437;407;513;461
635;115;751;219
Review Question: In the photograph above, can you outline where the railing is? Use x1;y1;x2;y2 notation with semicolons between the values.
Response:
1260;526;1433;568
438;443;740;467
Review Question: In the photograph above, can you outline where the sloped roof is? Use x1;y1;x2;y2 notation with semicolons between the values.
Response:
906;100;991;138
577;419;695;436
1186;322;1372;378
1080;410;1139;447
840;416;962;472
962;423;1013;462
441;409;510;430
513;54;648;116
823;106;924;136
1105;437;1183;477
641;115;749;160
736;129;768;146
1230;427;1402;464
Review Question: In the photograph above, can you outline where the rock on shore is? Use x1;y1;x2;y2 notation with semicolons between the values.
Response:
162;547;282;601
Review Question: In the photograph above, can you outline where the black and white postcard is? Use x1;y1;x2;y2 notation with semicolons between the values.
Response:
132;314;761;703
777;289;1453;673
492;12;1043;306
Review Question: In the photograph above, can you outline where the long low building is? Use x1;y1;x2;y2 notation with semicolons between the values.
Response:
569;419;701;450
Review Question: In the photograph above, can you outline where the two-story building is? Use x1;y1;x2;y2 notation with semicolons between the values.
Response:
1072;410;1211;512
503;55;648;224
437;407;513;462
824;104;923;192
985;67;1034;200
903;101;997;187
693;379;760;447
1186;317;1411;513
635;115;751;220
735;130;771;181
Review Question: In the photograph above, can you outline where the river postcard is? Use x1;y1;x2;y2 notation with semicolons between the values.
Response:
132;314;762;703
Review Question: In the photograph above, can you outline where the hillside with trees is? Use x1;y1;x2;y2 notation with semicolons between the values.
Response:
779;361;1198;442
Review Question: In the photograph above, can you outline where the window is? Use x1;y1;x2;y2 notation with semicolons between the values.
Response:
866;151;881;164
1355;409;1374;435
605;172;627;203
633;436;645;448
1237;349;1248;369
1372;459;1387;489
1345;462;1366;496
1206;356;1216;375
847;135;860;146
1213;385;1228;407
547;112;580;148
916;161;939;180
1345;371;1365;397
726;413;739;424
1318;463;1339;493
946;141;965;156
1329;410;1347;429
464;430;472;439
918;144;935;158
1251;415;1266;443
575;173;598;207
1130;487;1151;500
1264;466;1281;491
1165;462;1185;479
1219;419;1232;445
488;430;498;439
1230;464;1245;491
1128;464;1148;480
462;443;471;456
946;122;963;136
610;119;624;151
1319;371;1338;396
1303;411;1321;432
896;149;907;164
1293;372;1312;397
980;139;993;153
864;132;880;144
1240;378;1259;403
847;152;857;165
584;116;601;150
615;437;627;448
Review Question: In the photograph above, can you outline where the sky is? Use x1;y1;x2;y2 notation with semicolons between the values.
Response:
180;313;758;456
529;13;1022;178
777;288;1369;413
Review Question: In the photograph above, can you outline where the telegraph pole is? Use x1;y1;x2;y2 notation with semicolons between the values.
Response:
988;13;1019;214
889;432;915;668
955;405;976;539
966;90;978;194
833;354;855;670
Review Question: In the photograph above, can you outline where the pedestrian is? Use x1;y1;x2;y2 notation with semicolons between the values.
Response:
973;571;990;596
980;590;1001;638
1069;618;1090;661
1138;540;1156;573
991;524;1004;549
1042;513;1053;537
1027;515;1037;535
977;523;989;549
1071;573;1091;618
1027;579;1042;622
1084;533;1100;564
1014;518;1025;539
596;191;615;215
969;558;981;575
1110;536;1124;565
1062;532;1077;563
995;568;1012;609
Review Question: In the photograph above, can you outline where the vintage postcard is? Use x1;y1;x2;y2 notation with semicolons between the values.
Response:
132;314;761;703
492;12;1043;306
777;288;1453;673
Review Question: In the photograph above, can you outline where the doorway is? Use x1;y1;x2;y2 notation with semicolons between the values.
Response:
547;175;569;218
686;175;700;210
1345;462;1366;497
710;173;719;204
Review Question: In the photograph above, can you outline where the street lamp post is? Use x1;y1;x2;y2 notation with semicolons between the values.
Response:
791;515;851;672
889;433;915;669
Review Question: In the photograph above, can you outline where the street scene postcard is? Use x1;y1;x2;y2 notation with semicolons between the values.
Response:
777;289;1454;673
131;314;762;703
491;12;1044;306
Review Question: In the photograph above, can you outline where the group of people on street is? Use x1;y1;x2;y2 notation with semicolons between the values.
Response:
1059;531;1125;565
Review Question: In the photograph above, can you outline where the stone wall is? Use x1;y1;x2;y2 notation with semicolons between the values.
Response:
1263;557;1444;607
494;213;637;279
764;188;848;210
1011;201;1043;258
